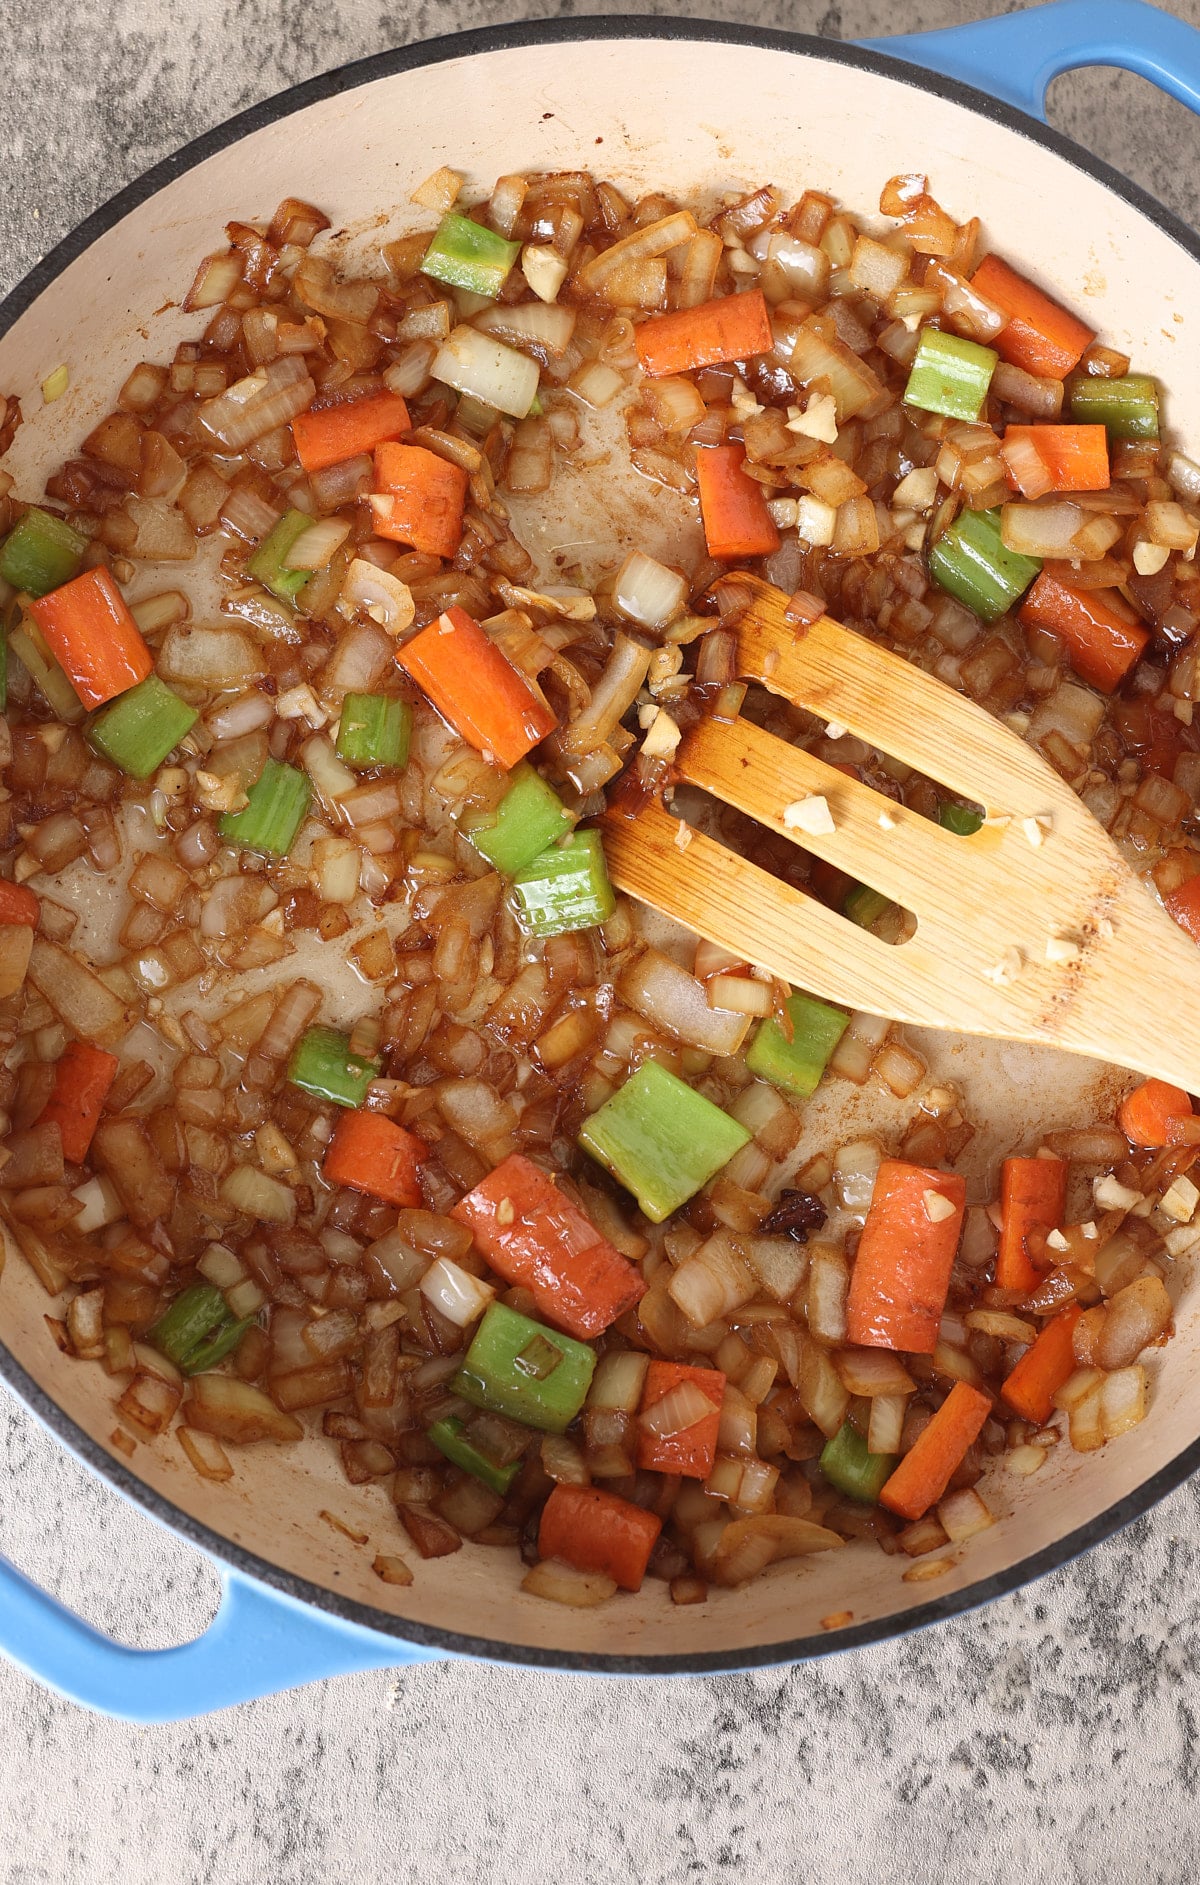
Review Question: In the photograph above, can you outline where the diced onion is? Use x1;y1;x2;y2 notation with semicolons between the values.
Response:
640;1379;715;1438
419;1256;495;1328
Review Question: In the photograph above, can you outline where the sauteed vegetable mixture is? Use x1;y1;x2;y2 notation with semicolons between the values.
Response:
2;165;1199;1609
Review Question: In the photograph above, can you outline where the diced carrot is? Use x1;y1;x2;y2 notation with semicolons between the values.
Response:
996;1156;1067;1292
292;390;411;473
323;1110;424;1208
0;881;40;927
845;1160;966;1355
1165;876;1200;944
1018;570;1148;693
879;1381;993;1521
634;288;773;379
636;1360;725;1479
29;567;153;709
451;1152;645;1339
537;1482;662;1592
36;1041;119;1164
695;444;781;561
397;605;557;770
1002;1304;1082;1425
372;442;468;558
971;254;1095;378
1117;1076;1193;1149
1003;424;1109;496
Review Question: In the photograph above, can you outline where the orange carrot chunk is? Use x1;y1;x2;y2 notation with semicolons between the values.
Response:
695;443;781;561
634;288;773;379
996;1156;1067;1293
1002;424;1110;496
537;1482;662;1592
1018;570;1148;694
879;1381;993;1521
845;1160;967;1355
397;605;557;770
371;441;468;558
29;567;153;709
1002;1304;1082;1425
1117;1076;1194;1149
36;1041;119;1164
451;1152;645;1339
636;1360;725;1479
323;1110;425;1208
0;882;40;928
971;254;1095;379
1165;877;1200;945
292;390;411;473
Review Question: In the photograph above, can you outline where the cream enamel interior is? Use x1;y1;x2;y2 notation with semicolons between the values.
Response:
2;31;1199;1661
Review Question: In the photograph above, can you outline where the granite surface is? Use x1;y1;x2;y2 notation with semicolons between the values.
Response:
4;1;1200;1879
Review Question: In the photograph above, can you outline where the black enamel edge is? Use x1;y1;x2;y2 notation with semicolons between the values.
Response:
3;13;1199;1678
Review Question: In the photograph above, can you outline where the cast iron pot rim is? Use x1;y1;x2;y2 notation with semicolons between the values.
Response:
1;13;1197;1676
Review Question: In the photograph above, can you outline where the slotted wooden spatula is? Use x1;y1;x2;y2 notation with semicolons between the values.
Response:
603;573;1200;1089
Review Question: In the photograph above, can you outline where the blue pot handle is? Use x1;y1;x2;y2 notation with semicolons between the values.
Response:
859;0;1200;123
0;1547;430;1721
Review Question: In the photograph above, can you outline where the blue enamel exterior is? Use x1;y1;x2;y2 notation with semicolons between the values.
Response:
4;0;1200;1721
860;0;1200;121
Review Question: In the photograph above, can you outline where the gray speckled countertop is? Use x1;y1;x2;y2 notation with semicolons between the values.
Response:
4;3;1200;1879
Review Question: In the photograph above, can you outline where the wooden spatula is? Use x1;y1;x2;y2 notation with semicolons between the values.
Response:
603;573;1200;1089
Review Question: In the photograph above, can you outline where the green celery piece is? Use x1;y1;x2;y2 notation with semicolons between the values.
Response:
453;1303;595;1433
219;759;311;855
745;992;850;1099
509;829;615;937
467;761;576;875
247;510;312;604
0;507;87;597
1069;373;1160;441
335;693;412;770
843;883;892;931
904;328;998;423
820;1420;896;1505
579;1059;750;1223
87;675;199;779
288;1024;379;1109
428;1414;522;1494
928;507;1041;622
183;1316;256;1374
148;1285;229;1371
421;213;520;298
938;800;984;836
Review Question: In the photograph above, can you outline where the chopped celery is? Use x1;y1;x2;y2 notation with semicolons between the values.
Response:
843;883;892;931
148;1285;229;1370
428;1413;522;1494
509;828;615;936
149;1284;254;1373
467;761;576;875
247;510;312;604
288;1024;379;1109
87;675;199;779
579;1059;751;1223
421;213;520;298
0;506;87;597
184;1316;256;1373
938;800;983;836
904;329;998;423
453;1303;595;1432
928;507;1041;622
745;992;849;1098
820;1419;896;1504
335;693;411;770
218;759;311;855
1069;373;1159;441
